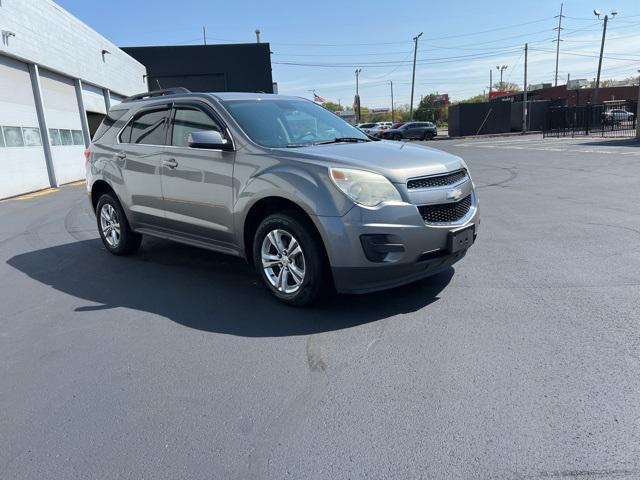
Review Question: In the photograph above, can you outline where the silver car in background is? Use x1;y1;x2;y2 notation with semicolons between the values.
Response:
86;89;479;305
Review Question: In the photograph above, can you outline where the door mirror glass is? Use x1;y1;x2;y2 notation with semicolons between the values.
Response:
188;130;230;150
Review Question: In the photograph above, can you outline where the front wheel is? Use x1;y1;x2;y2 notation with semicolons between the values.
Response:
424;132;434;140
393;134;402;141
253;212;328;306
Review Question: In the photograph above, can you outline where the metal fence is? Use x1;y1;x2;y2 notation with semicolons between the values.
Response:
543;100;638;138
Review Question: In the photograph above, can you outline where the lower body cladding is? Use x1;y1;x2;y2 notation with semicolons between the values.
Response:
315;196;479;294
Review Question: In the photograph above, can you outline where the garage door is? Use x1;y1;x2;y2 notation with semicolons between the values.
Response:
39;69;85;185
0;55;50;199
82;83;107;115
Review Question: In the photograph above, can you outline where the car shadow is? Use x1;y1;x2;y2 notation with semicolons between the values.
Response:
7;238;453;337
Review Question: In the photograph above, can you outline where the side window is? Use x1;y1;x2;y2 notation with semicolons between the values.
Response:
127;108;169;145
171;107;222;148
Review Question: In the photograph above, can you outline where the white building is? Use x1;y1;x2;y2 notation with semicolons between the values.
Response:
0;0;147;199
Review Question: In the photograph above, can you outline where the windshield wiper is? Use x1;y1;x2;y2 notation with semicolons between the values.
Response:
315;137;370;145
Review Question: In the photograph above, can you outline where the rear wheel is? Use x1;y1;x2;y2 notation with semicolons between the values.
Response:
253;212;328;306
96;193;142;255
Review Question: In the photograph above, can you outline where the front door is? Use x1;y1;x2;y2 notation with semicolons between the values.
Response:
160;103;235;250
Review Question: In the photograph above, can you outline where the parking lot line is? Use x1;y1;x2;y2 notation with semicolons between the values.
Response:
11;188;60;201
451;136;640;156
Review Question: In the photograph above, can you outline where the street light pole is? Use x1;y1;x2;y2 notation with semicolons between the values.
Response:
496;65;508;91
489;69;493;99
593;9;617;105
389;80;395;123
523;44;528;133
354;68;362;123
409;32;423;121
593;15;608;105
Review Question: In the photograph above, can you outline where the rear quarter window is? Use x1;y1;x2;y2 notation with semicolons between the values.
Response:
93;108;128;142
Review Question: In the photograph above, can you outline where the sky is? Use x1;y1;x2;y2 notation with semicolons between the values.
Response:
56;0;640;109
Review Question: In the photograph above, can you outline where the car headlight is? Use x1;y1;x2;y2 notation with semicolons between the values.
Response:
329;167;402;207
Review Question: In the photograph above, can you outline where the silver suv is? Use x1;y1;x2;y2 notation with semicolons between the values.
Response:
87;88;479;305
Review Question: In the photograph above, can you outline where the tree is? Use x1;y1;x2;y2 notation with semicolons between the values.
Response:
493;81;519;92
414;94;448;125
458;93;487;104
322;101;343;112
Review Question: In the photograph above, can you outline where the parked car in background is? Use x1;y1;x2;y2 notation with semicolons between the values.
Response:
602;109;635;124
380;122;437;141
356;122;378;135
86;89;478;306
366;124;387;136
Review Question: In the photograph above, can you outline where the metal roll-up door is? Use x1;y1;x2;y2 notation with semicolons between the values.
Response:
39;69;85;185
82;83;107;115
0;55;50;199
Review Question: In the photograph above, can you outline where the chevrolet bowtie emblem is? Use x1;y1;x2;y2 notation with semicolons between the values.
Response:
447;188;463;201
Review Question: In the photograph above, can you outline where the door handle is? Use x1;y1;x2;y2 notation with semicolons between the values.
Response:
115;152;127;160
163;158;178;169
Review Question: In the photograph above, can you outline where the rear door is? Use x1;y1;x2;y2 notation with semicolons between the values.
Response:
160;102;236;249
117;105;170;228
403;123;419;138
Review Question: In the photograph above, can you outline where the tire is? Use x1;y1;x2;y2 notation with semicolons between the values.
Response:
253;212;328;306
96;193;142;255
424;132;434;141
393;134;402;141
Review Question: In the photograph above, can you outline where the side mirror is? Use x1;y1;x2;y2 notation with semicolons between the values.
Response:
188;130;232;150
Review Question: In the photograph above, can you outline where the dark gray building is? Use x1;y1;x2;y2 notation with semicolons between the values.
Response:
122;44;274;94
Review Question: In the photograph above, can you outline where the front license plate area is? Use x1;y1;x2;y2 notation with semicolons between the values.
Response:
447;225;474;253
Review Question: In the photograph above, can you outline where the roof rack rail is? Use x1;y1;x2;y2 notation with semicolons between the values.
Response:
122;87;191;103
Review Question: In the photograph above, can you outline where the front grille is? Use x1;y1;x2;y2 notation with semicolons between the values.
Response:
418;195;472;224
407;169;467;189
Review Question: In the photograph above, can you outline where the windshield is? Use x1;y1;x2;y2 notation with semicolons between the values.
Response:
221;98;369;148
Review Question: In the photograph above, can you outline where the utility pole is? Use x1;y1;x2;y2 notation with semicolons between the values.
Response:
489;69;493;98
593;9;617;104
553;3;564;86
523;43;528;133
355;68;362;123
567;73;570;85
636;70;640;138
203;26;207;45
389;80;395;123
409;32;423;120
255;29;261;43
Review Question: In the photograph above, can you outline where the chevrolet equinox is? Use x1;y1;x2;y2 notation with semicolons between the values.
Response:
86;88;479;306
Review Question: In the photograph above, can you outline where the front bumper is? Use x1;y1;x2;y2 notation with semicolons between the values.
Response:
315;197;479;294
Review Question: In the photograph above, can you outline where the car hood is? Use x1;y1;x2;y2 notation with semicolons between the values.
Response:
279;140;465;183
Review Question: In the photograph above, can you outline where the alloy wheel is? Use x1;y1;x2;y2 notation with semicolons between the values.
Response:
100;203;121;248
261;229;306;294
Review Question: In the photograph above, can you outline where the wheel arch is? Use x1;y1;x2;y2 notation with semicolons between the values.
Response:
90;179;116;212
242;196;330;268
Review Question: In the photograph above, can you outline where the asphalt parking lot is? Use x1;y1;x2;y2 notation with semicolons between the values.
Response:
1;134;639;479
